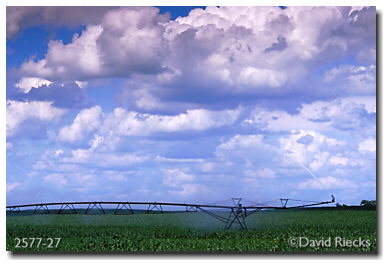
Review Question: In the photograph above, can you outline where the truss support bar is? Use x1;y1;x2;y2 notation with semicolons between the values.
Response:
185;205;198;212
224;206;247;230
58;203;77;214
114;203;134;215
280;199;289;208
146;203;164;214
85;202;105;215
223;198;248;230
34;204;50;214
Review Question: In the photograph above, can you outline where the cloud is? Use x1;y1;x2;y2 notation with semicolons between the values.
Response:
43;173;68;186
156;156;204;163
16;6;376;110
237;67;287;89
301;99;376;132
15;77;52;93
215;134;278;168
358;138;376;153
7;182;21;193
171;183;206;196
264;36;287;53
31;147;138;184
7;100;66;137
299;96;376;120
62;149;147;168
6;142;13;150
74;81;88;89
163;168;195;187
120;88;161;111
47;132;148;170
298;176;357;190
243;107;329;132
323;64;376;94
114;79;203;114
20;25;104;80
100;107;241;136
100;171;129;182
279;130;345;171
162;168;205;197
244;168;276;179
159;6;375;99
242;168;279;188
216;134;263;151
55;106;241;154
10;81;88;108
7;6;117;38
19;7;169;81
328;155;350;166
58;106;102;142
244;96;376;133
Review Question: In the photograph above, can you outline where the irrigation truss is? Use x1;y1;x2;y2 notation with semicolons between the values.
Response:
6;196;335;230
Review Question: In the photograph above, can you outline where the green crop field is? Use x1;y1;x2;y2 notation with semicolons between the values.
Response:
6;209;376;253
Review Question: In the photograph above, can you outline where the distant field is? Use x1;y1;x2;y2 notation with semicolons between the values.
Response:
6;209;377;252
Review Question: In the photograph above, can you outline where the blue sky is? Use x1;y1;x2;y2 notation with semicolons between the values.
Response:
6;6;376;206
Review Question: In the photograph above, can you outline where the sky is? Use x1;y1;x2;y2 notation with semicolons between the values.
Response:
6;6;376;206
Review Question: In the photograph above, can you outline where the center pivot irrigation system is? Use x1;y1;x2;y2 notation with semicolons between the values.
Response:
6;196;335;230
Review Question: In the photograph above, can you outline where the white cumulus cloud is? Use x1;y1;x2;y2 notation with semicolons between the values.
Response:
16;6;375;101
7;100;66;137
43;173;68;186
15;77;52;93
58;105;102;142
358;138;376;153
20;7;168;80
101;107;241;136
163;168;195;187
62;148;147;167
279;130;345;171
